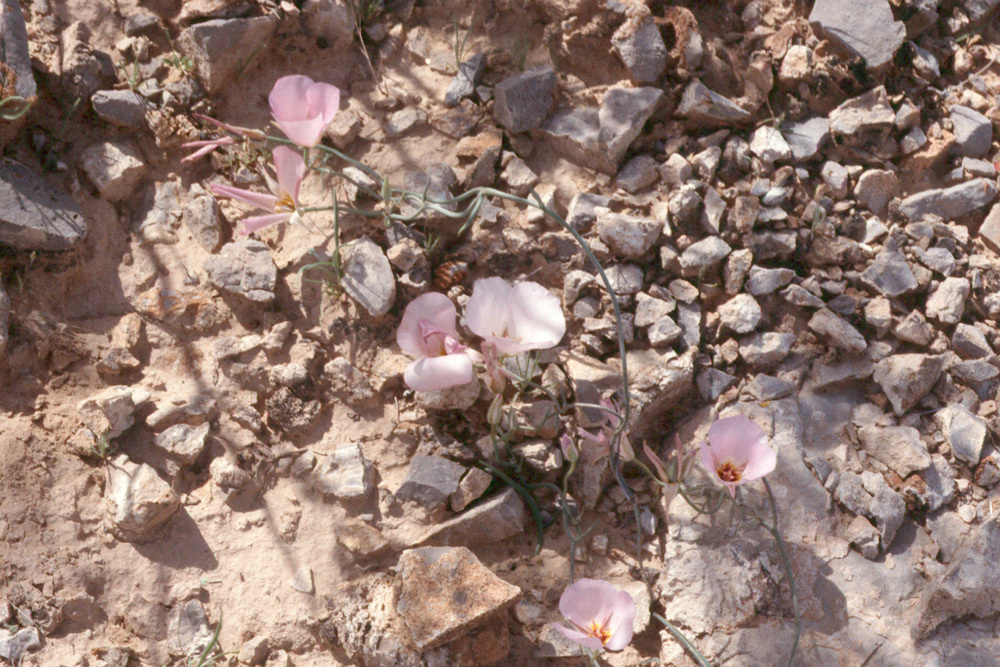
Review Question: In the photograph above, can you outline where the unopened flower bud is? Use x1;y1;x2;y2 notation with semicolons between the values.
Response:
487;394;504;427
560;434;579;464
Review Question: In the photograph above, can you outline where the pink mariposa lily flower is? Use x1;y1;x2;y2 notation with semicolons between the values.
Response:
554;579;636;652
269;75;341;148
699;415;776;496
397;292;474;392
465;277;566;355
210;146;306;235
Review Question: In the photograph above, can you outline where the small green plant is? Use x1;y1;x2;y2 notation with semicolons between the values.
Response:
163;51;195;78
512;37;530;72
117;56;142;92
89;433;114;461
191;610;225;667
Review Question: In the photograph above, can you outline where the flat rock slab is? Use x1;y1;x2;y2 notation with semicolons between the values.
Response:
809;0;904;68
204;239;277;303
397;545;521;650
0;0;35;99
0;160;87;251
340;236;396;317
899;178;998;221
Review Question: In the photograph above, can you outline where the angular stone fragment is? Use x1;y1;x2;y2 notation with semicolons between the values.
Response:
861;247;917;297
0;627;40;664
204;239;277;303
858;425;931;477
445;53;484;107
540;87;662;174
612;16;666;84
492;67;556;133
953;323;993;359
809;0;904;68
717;294;761;334
854;169;898;215
740;332;795;368
898;179;997;221
594;209;661;259
313;444;373;499
828;86;895;136
80;141;146;202
397;455;467;516
179;16;279;92
153;422;210;465
107;454;180;540
0;160;87;251
340;236;396;317
417;488;526;547
935;405;987;465
397;546;521;650
91;89;148;128
780;117;829;160
678;236;731;277
676;79;751;126
951;105;992;158
808;308;866;355
925;277;969;325
79;385;140;438
873;354;944;415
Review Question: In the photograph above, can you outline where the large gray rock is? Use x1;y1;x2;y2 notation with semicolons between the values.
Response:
179;16;279;93
916;519;1000;639
873;354;944;415
492;67;557;133
978;203;1000;254
951;105;993;158
612;16;666;84
0;160;87;250
898;179;998;221
107;454;180;541
739;332;795;368
445;53;484;107
417;487;526;547
926;277;969;325
397;546;521;650
341;236;396;317
539;87;662;175
809;0;905;68
678;236;731;277
153;422;210;465
204;239;277;303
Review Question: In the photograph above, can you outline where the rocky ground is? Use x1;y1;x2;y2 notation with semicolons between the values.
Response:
5;0;1000;665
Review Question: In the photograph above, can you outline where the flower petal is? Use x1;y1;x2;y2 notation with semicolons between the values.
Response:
403;354;473;392
558;579;617;629
602;590;636;651
706;415;766;466
507;281;566;349
273;146;307;204
241;212;291;234
275;117;329;148
397;293;459;358
210;183;277;211
269;75;315;122
465;277;512;340
551;624;603;652
740;437;777;482
305;81;341;127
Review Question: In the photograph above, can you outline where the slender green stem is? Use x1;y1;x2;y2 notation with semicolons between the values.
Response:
763;479;800;667
652;614;711;667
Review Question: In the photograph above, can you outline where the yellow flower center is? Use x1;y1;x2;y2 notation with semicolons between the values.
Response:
275;191;296;213
586;619;613;645
716;459;745;483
